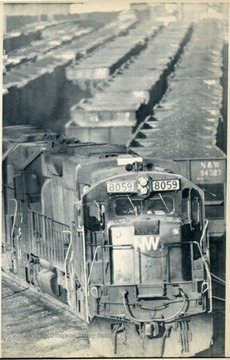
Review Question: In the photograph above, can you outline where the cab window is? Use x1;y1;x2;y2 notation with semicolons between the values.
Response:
191;189;202;226
85;202;105;230
114;195;174;216
182;188;202;228
114;198;142;216
146;196;174;214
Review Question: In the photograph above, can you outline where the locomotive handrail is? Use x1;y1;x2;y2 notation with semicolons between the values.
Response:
88;245;101;285
63;229;84;291
29;209;71;270
10;198;18;241
88;244;133;285
2;144;20;161
210;272;225;285
63;230;73;291
193;241;212;314
63;231;72;263
199;219;209;248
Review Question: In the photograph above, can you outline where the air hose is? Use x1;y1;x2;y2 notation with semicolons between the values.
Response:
120;288;187;324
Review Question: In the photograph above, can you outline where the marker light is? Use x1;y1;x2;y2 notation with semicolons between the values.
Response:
136;175;150;198
172;228;180;236
83;185;90;194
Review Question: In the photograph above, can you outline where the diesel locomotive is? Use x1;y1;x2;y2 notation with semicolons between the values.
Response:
2;128;214;357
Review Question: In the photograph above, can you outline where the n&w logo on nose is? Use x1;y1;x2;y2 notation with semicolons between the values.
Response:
134;236;160;251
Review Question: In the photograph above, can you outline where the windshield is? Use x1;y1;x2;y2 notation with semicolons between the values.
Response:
114;195;174;216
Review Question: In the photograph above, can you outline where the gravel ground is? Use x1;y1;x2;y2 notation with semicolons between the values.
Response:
1;276;99;358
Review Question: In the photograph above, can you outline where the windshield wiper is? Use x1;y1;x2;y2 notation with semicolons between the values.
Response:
126;195;138;216
94;200;103;215
158;193;170;212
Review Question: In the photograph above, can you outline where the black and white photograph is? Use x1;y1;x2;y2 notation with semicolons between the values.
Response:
1;1;229;358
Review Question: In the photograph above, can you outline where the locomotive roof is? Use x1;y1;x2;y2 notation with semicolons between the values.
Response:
44;140;181;191
44;141;135;177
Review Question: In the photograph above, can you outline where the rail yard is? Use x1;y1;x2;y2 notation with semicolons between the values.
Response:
2;2;228;358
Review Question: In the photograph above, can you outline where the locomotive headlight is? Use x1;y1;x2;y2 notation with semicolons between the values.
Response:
138;176;148;186
138;186;148;195
172;228;180;236
136;175;150;198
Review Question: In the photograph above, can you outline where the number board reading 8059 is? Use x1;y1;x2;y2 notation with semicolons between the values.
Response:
106;181;135;193
152;179;180;191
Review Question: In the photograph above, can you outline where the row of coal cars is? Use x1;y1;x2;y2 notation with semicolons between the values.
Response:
3;12;138;127
129;19;225;158
65;22;161;87
65;20;193;144
65;18;226;241
4;22;92;71
4;19;46;53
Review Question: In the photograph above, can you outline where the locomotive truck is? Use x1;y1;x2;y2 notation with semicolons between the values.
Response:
2;127;220;357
